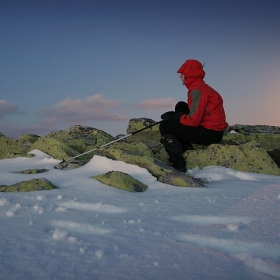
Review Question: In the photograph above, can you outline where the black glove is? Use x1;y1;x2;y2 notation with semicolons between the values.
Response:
172;112;184;121
161;111;175;120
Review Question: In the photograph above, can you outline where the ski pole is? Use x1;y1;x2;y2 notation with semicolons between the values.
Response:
61;120;162;163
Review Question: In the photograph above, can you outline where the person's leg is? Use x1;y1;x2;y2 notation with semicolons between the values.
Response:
159;120;198;172
161;134;186;172
159;120;202;144
160;120;224;145
199;128;224;145
159;120;224;171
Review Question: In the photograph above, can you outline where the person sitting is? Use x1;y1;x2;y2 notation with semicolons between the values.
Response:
160;59;228;172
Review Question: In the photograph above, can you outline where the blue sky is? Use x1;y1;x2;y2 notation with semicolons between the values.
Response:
1;0;280;138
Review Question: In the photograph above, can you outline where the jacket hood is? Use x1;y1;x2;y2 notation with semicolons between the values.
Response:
177;59;205;81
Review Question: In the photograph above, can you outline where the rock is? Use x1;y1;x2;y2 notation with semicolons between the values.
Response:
16;169;49;174
126;118;162;149
222;132;280;151
47;125;114;155
124;120;280;176
0;178;57;192
1;121;280;184
34;125;115;163
18;133;40;145
54;160;86;170
183;140;280;175
127;118;160;134
159;172;204;187
97;143;204;187
227;124;280;134
30;137;79;160
222;132;280;167
0;133;38;159
93;171;148;192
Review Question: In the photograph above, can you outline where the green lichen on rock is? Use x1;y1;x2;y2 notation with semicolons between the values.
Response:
16;169;49;174
0;178;57;192
98;146;204;187
47;125;114;155
1;121;280;181
0;133;40;160
18;133;40;146
54;160;85;170
0;135;29;159
36;125;115;163
102;141;153;157
93;171;148;192
184;140;280;175
126;118;162;149
223;133;280;151
228;124;280;134
126;118;160;134
30;137;79;160
159;172;204;187
239;140;280;174
98;146;171;178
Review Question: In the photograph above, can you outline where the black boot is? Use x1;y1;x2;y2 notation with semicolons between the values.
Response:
162;134;186;172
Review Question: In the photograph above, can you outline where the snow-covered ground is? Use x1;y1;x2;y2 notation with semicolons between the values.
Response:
0;150;280;280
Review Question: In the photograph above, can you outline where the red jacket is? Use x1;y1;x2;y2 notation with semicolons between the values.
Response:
177;60;228;131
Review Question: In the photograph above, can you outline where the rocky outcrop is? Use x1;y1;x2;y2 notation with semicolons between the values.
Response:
0;133;38;159
31;125;114;162
227;124;280;134
0;178;57;192
97;141;204;187
183;140;280;175
0;125;114;162
93;171;148;192
124;121;280;176
0;120;279;192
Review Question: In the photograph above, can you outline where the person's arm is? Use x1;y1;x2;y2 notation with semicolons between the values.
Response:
188;90;201;117
180;90;206;126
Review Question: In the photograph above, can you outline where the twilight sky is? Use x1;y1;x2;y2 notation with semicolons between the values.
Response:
1;0;280;138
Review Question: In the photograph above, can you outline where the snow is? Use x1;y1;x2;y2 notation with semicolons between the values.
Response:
0;149;280;280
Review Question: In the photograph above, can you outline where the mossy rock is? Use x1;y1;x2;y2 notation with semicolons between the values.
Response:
98;147;204;187
159;172;204;187
239;140;280;174
126;118;160;134
101;141;153;157
98;146;172;178
0;133;40;160
126;118;162;148
223;133;280;151
93;171;148;192
0;178;57;192
184;140;280;175
30;137;79;160
16;169;49;174
18;134;40;145
0;135;29;159
228;124;280;134
54;160;86;170
46;125;114;154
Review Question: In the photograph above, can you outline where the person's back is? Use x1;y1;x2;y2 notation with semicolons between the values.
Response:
177;60;227;131
198;82;227;131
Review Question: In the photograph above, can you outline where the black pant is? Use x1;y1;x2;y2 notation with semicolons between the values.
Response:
159;101;224;148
